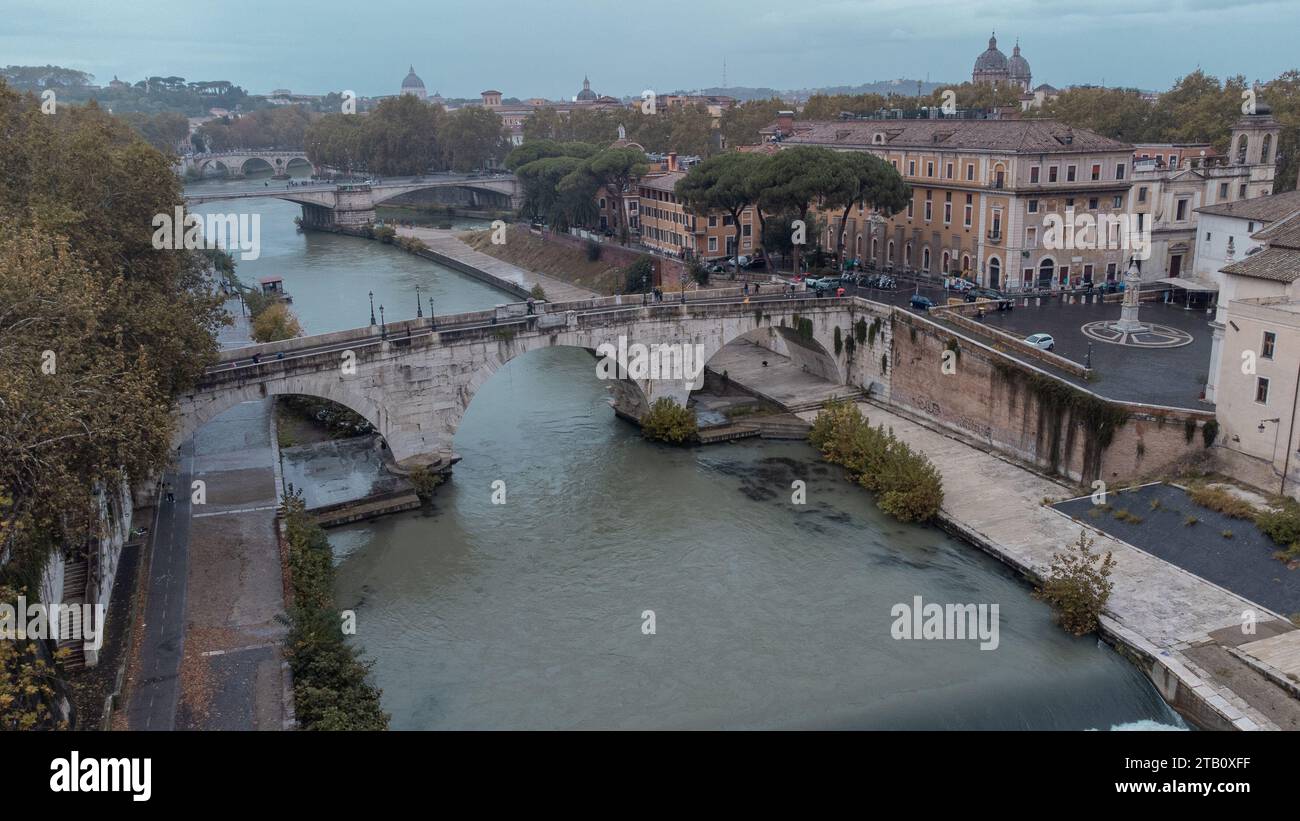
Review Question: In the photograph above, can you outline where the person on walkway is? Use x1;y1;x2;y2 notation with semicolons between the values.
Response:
526;297;535;315
165;484;175;503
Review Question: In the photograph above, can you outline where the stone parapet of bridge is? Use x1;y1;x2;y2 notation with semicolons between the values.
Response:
177;295;881;469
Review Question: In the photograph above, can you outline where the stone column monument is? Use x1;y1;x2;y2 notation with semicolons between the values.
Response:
1111;258;1146;333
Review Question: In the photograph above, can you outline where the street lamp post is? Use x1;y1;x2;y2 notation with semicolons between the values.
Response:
416;285;423;318
369;290;376;325
379;305;386;339
429;297;435;329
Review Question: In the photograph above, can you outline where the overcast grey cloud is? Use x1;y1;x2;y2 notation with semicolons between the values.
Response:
4;0;1297;96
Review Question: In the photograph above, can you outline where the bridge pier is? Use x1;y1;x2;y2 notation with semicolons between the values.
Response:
300;203;336;230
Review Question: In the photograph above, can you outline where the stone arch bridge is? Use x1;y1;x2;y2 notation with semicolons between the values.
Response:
183;174;523;228
183;150;316;179
176;294;889;469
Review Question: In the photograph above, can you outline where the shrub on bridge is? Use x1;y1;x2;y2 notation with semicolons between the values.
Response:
640;398;698;444
373;225;397;244
809;399;944;523
1035;529;1117;636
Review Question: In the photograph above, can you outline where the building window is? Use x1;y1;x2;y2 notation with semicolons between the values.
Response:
708;215;717;227
926;161;934;177
944;201;952;224
1113;195;1123;208
1066;165;1077;182
1026;226;1037;247
908;160;916;176
1116;163;1126;180
1088;197;1099;210
1028;199;1039;214
1176;199;1188;221
1090;164;1101;181
1030;166;1040;183
1048;166;1058;183
946;162;954;179
599;198;607;209
1220;182;1229;198
1138;186;1148;203
1262;331;1277;359
1256;376;1270;404
1240;183;1248;198
966;164;974;181
708;237;717;252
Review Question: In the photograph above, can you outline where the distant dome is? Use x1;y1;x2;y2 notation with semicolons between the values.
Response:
1008;43;1031;81
576;75;598;101
402;66;425;90
974;34;1008;73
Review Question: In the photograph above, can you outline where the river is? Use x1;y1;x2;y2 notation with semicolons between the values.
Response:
187;174;1185;730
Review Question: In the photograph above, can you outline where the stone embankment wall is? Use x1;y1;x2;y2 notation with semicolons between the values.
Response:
885;308;1214;484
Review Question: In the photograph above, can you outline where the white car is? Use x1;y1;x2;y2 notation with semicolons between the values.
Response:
1024;333;1055;351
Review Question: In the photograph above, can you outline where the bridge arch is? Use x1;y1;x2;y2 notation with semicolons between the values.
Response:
174;377;390;460
240;157;276;176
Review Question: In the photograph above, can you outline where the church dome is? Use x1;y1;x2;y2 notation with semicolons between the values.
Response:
1008;43;1031;80
402;66;425;91
576;75;598;101
973;34;1008;74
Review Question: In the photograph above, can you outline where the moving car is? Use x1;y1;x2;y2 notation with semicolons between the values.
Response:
1024;333;1055;351
910;294;935;311
966;288;1015;310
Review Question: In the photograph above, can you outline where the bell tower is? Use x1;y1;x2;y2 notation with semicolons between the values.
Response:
1229;95;1281;196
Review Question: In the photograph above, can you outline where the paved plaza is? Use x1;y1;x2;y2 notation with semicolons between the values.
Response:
848;281;1214;409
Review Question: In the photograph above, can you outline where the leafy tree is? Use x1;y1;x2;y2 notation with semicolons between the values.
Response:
440;107;507;172
720;98;784;147
822;151;910;266
252;302;303;342
676;152;767;261
0;81;226;597
753;146;842;272
559;146;648;237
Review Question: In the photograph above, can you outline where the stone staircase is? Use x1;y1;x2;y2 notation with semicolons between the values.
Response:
57;558;89;671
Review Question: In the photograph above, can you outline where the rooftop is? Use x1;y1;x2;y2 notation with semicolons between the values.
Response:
776;118;1130;154
1196;189;1300;223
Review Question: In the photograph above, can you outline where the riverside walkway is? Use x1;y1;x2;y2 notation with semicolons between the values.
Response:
395;225;597;303
795;399;1300;731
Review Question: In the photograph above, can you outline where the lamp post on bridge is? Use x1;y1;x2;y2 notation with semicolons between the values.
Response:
369;290;376;326
379;305;386;339
429;297;435;329
416;285;423;318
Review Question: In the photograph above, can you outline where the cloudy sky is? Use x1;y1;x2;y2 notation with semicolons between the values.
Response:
5;0;1296;98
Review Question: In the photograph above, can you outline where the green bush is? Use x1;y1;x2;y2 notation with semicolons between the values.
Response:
1256;500;1300;548
530;283;547;301
373;225;397;243
281;496;389;730
640;397;698;444
1035;530;1117;636
408;466;444;502
809;400;944;522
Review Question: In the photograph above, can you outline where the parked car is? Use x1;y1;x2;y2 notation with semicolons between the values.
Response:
947;277;975;292
1024;333;1056;351
910;294;935;311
